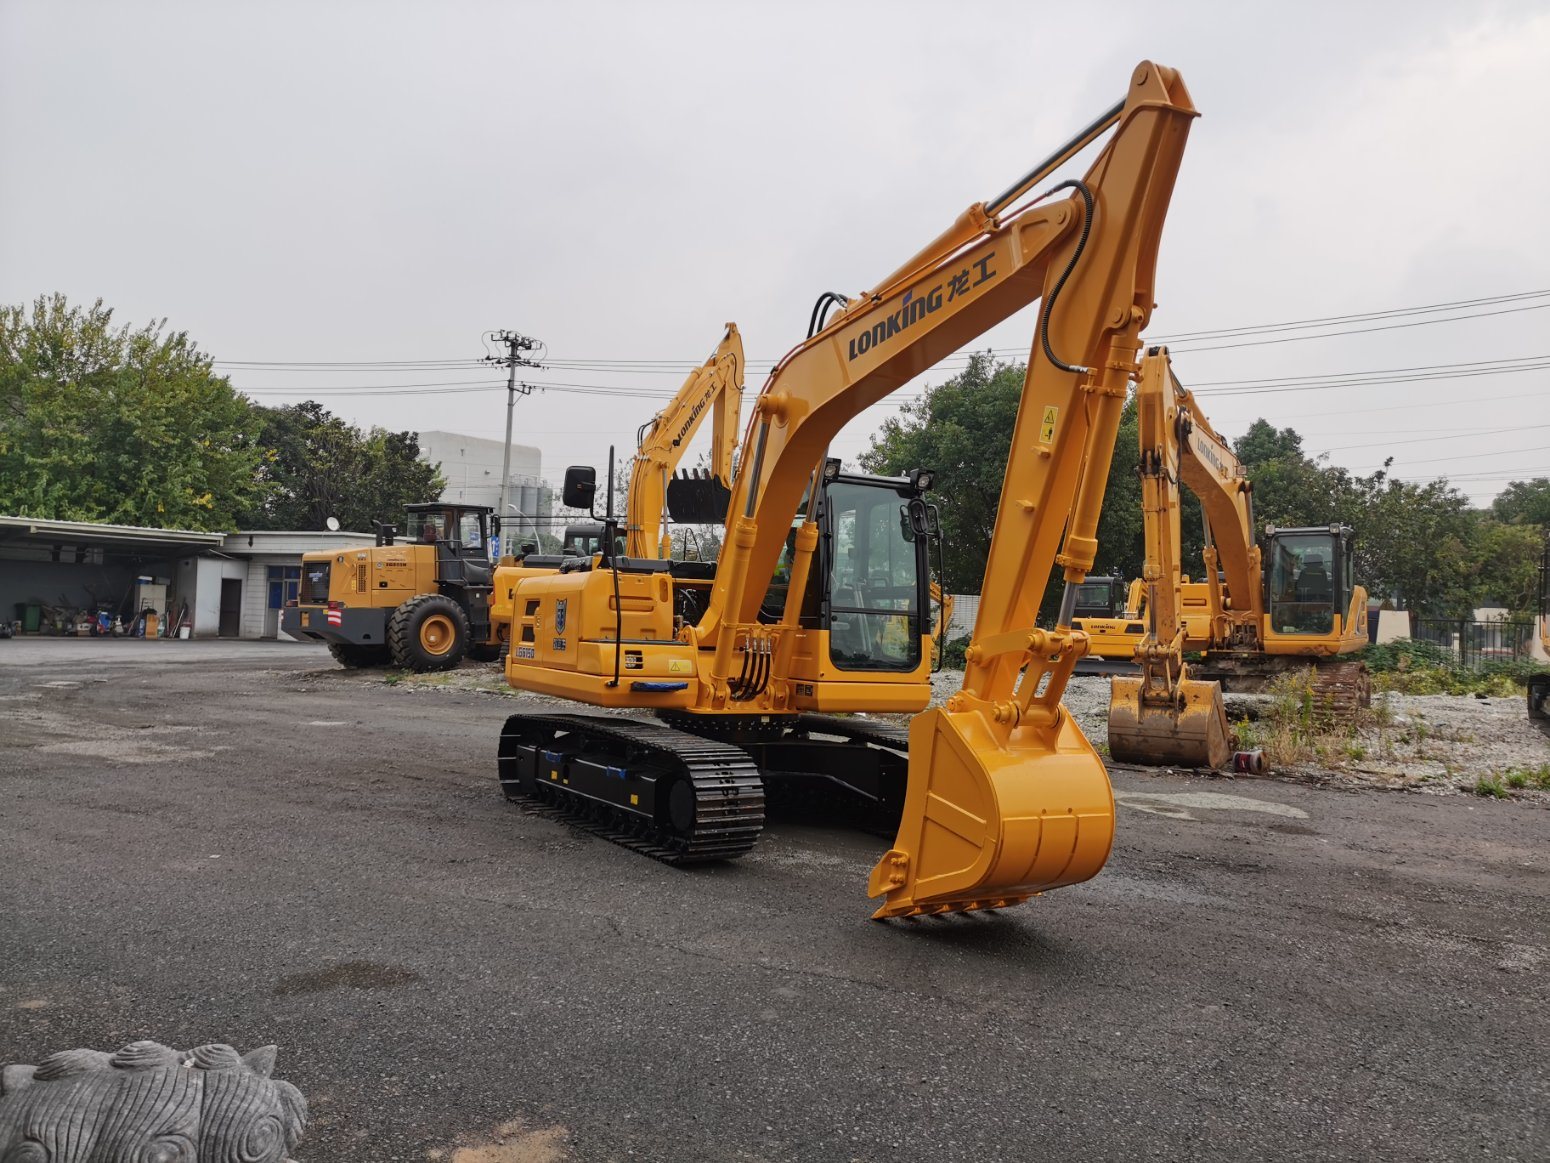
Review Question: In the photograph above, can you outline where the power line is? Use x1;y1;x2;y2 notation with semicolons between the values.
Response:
1166;302;1550;355
211;288;1550;371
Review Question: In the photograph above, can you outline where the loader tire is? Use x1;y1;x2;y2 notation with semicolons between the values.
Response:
388;594;468;672
467;641;503;663
328;642;392;669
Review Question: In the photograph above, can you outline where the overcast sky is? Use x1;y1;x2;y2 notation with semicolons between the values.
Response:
3;0;1547;507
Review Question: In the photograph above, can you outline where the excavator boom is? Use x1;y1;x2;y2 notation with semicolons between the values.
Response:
625;324;744;558
1108;349;1233;768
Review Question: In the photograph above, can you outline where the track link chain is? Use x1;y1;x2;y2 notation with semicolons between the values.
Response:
499;713;764;864
792;714;910;753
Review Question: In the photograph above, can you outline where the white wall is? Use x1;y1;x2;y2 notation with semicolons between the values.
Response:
419;429;543;512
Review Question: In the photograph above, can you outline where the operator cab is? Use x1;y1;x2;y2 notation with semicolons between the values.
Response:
403;503;493;556
760;462;938;673
1264;524;1356;635
1071;576;1127;620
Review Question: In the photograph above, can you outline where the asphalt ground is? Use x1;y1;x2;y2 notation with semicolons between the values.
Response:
2;640;1547;1161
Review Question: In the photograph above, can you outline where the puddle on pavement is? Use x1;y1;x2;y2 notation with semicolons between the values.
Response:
1113;790;1310;821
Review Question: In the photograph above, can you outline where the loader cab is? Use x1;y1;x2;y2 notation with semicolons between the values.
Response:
1264;524;1356;635
404;503;492;558
814;466;936;672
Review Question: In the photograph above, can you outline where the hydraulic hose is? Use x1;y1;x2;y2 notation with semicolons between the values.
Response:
807;291;851;338
1038;179;1096;375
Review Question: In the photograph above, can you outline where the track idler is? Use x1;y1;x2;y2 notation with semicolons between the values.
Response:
867;703;1116;919
1107;673;1233;769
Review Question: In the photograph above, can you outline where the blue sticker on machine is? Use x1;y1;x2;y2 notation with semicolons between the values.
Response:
554;598;568;635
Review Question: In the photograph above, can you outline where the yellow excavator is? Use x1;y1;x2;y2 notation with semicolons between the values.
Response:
494;60;1199;918
487;325;746;651
1109;348;1370;767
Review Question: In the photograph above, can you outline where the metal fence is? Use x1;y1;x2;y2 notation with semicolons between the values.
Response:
1411;618;1537;667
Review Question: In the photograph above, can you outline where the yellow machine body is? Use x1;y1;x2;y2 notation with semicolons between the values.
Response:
488;326;745;646
1108;349;1372;767
283;503;500;669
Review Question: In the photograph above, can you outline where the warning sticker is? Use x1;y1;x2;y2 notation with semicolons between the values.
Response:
668;658;692;675
1039;405;1058;444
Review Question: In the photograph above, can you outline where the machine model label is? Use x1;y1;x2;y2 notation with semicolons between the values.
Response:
1192;433;1228;477
514;645;536;660
552;638;567;652
847;251;998;361
624;650;644;670
672;385;713;448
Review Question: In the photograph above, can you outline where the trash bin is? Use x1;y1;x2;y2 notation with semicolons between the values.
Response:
22;604;41;633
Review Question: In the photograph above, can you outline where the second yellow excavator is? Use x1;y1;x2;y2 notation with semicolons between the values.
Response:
494;60;1200;918
1109;348;1370;767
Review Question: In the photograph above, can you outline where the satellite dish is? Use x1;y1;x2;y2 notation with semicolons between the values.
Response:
325;516;341;532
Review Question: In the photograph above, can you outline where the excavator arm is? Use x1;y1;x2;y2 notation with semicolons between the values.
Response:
1108;348;1235;767
624;324;745;559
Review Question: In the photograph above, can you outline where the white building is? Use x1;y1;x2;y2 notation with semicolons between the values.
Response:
419;429;548;516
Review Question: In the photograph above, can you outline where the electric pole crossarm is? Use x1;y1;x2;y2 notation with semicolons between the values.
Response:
481;330;543;555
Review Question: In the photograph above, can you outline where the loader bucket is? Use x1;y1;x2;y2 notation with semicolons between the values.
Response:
868;706;1115;919
1107;674;1233;769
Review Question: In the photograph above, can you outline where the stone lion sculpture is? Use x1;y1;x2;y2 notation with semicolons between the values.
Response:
0;1040;306;1162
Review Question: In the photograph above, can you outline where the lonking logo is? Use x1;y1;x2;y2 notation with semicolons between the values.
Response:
847;252;997;362
1192;434;1227;476
671;390;710;448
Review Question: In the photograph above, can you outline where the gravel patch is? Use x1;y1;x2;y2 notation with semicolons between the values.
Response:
315;661;1549;800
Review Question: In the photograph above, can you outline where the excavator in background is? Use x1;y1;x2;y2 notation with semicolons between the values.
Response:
1076;576;1215;661
493;61;1199;919
1071;576;1146;660
487;326;746;651
1109;348;1370;767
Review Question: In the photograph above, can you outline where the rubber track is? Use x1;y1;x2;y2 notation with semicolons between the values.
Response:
499;713;764;864
1309;659;1372;721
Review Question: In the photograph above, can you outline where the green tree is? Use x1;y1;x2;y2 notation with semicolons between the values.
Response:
1463;518;1543;617
1491;477;1550;529
0;294;263;529
242;401;445;531
860;352;1144;608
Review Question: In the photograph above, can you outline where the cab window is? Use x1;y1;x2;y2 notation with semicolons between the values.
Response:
825;482;921;671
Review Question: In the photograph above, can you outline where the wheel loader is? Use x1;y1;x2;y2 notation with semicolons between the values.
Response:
491;60;1202;919
282;502;503;671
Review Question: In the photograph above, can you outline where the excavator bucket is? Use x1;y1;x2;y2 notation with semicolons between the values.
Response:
868;706;1115;919
1107;674;1233;769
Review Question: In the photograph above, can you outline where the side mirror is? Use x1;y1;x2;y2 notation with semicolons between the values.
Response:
905;498;932;539
562;465;597;511
490;515;502;536
923;503;942;538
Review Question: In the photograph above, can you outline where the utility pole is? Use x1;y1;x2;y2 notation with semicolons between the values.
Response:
482;330;542;555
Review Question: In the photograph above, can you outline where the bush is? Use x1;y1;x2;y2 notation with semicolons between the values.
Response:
1361;638;1535;697
941;635;970;669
